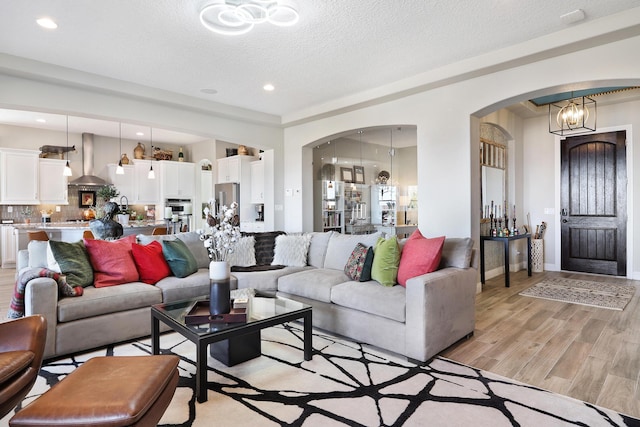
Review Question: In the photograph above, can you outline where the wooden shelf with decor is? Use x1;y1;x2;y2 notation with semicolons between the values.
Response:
321;180;344;233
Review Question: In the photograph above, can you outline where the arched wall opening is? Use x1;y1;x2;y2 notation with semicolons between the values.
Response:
470;78;640;278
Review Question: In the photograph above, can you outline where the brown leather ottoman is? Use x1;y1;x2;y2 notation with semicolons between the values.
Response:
10;355;180;427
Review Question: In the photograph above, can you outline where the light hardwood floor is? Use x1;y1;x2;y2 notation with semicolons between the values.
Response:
1;267;638;418
442;269;640;419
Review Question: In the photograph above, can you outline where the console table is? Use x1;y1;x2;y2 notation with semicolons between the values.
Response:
480;234;532;287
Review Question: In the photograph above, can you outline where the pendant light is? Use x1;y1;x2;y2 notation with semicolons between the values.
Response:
63;115;72;176
116;122;124;175
548;92;596;136
148;128;155;179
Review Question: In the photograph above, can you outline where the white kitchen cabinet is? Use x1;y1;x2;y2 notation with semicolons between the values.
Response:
250;160;264;203
240;221;265;233
1;225;17;268
132;160;160;204
217;156;242;184
39;158;69;204
159;161;195;199
0;149;39;205
107;163;135;202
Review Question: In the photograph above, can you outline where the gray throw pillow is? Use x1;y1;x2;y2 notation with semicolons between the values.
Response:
439;238;474;268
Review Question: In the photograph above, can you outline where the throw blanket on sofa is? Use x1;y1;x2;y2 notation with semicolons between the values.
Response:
7;268;83;319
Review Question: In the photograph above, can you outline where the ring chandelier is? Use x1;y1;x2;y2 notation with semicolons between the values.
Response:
200;0;299;36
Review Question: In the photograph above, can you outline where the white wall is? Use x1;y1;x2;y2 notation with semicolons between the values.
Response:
283;34;640;277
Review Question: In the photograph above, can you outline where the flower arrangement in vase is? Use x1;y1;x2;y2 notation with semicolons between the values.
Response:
200;201;240;315
200;201;241;263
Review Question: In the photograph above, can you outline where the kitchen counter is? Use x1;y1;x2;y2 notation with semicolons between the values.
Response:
10;221;167;267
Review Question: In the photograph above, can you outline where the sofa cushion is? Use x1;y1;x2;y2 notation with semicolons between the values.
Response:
228;236;256;267
371;236;401;287
155;269;211;303
344;243;374;281
27;241;49;268
176;232;210;269
48;240;94;288
330;281;406;323
131;241;172;284
439;237;474;268
397;231;445;287
277;269;348;303
307;231;333;268
232;266;309;294
84;235;140;288
162;239;198;278
272;234;312;267
57;283;162;323
323;232;381;270
242;231;285;265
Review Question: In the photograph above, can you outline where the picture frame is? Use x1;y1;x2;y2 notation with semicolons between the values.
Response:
353;165;365;184
340;167;353;183
78;191;96;208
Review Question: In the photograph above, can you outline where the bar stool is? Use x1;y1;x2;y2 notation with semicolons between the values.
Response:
27;231;49;241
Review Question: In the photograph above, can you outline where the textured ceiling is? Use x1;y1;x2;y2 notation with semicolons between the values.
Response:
1;0;639;122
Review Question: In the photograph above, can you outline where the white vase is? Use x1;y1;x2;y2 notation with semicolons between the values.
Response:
209;261;230;281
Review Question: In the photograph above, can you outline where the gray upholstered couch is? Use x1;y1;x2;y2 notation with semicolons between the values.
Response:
233;231;478;362
17;230;477;363
16;232;214;359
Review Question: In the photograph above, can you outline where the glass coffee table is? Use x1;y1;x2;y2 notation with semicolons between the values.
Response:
151;293;312;403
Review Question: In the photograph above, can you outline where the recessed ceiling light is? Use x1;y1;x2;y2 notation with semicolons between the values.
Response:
36;17;57;29
263;84;275;92
36;118;46;123
136;132;144;136
200;88;218;95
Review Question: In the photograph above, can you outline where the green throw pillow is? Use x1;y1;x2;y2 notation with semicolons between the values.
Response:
162;239;198;278
48;240;94;288
371;236;400;287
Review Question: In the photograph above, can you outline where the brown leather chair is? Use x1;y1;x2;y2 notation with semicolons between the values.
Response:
26;231;49;242
152;227;167;235
0;315;47;419
82;230;94;240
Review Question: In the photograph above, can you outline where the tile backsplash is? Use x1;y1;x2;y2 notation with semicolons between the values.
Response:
0;187;154;223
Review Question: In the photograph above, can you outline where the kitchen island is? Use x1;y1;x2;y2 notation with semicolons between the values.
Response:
7;220;164;268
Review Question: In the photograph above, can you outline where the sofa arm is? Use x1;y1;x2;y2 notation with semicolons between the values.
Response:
17;249;29;272
404;266;477;362
24;278;58;359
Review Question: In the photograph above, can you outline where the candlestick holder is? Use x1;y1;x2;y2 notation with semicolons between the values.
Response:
497;218;502;236
489;214;495;236
512;218;517;234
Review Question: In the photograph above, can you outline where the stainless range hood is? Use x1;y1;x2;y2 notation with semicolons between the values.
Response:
68;133;107;186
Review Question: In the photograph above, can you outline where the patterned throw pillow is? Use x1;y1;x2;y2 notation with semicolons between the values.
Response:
271;234;312;267
228;236;256;267
344;243;374;281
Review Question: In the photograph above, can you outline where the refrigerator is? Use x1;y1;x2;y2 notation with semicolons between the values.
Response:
214;183;240;218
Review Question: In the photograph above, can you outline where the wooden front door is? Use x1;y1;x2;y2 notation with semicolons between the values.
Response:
560;131;627;276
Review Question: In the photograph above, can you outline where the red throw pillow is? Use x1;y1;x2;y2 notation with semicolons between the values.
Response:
83;235;140;287
397;230;445;287
131;240;172;284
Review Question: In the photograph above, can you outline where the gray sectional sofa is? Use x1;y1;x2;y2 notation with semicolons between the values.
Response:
16;230;477;362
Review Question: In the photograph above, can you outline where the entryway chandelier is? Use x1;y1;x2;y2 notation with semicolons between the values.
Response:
200;0;299;36
549;95;596;136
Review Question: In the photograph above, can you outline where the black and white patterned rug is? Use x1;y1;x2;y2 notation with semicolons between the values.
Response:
4;323;639;426
519;277;636;310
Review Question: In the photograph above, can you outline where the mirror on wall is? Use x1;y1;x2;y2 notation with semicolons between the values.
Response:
480;122;509;235
311;126;417;236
